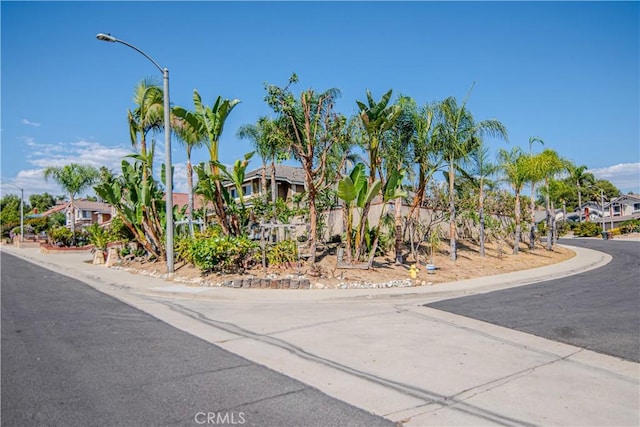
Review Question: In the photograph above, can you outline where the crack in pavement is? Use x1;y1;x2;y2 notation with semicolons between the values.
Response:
159;299;536;427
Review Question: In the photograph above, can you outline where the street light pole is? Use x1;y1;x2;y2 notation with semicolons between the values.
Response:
96;33;174;273
1;182;24;242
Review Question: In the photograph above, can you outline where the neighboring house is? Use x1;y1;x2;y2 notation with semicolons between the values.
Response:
40;199;114;229
574;194;640;230
170;192;211;215
68;200;114;228
224;165;306;204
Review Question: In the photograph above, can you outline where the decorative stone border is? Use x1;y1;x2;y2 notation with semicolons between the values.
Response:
39;243;94;254
221;278;312;289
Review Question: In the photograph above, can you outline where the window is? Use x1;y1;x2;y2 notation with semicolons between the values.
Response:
243;185;252;196
82;210;92;219
230;189;237;199
633;202;640;212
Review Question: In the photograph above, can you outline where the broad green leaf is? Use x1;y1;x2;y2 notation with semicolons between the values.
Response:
337;177;356;203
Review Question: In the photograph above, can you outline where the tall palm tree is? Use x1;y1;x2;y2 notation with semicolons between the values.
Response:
497;147;530;255
569;164;595;222
408;101;441;219
526;136;544;249
536;149;571;250
384;96;416;264
433;94;508;261
189;89;241;234
127;79;164;168
43;163;100;239
464;141;499;257
171;105;207;236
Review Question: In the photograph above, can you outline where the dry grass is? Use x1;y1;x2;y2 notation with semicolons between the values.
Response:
121;238;575;288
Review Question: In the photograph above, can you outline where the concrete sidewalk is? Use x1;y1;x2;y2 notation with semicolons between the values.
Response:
2;244;638;426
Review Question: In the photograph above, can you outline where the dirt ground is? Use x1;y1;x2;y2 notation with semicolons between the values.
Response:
117;239;576;289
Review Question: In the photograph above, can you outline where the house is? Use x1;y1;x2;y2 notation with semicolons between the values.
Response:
224;165;306;204
40;199;114;229
574;194;640;230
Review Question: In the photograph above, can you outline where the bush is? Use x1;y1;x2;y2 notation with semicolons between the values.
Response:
267;240;298;267
185;233;259;274
620;219;640;234
573;221;602;237
48;226;73;246
86;223;110;250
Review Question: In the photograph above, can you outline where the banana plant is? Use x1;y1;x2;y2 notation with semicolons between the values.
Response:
366;168;407;266
211;151;255;235
336;162;381;263
94;157;166;258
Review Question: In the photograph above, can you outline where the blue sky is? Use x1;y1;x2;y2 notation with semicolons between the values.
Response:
2;1;639;200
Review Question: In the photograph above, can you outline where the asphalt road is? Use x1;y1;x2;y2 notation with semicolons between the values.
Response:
426;238;640;362
1;252;393;427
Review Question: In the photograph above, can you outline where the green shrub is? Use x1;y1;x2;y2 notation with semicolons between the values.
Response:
86;223;110;250
48;226;73;246
187;234;259;274
573;221;602;237
27;217;49;234
620;219;640;234
266;240;298;267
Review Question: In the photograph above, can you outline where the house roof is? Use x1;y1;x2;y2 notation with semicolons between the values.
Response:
243;165;306;186
169;193;212;212
73;200;112;213
40;203;67;217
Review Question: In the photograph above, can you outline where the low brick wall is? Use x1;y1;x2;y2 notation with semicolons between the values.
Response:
40;243;94;254
220;278;311;289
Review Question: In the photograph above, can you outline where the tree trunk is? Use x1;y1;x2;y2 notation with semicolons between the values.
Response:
479;181;485;257
513;192;521;255
69;195;76;241
342;202;352;263
308;192;317;264
448;160;457;261
529;182;536;249
577;186;582;222
546;180;552;251
394;197;403;265
187;156;194;237
270;160;277;220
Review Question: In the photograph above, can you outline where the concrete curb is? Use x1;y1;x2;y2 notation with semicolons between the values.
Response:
0;243;611;304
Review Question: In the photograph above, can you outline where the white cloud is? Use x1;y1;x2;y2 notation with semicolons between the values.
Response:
4;137;194;198
21;118;40;127
589;163;640;193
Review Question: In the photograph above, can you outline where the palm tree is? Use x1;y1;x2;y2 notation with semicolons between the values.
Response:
498;147;530;255
384;96;416;264
127;79;164;169
536;149;571;250
527;136;544;249
171;105;207;236
188;89;241;234
43;163;100;239
464;141;499;257
569;165;596;222
433;94;508;261
408;101;440;219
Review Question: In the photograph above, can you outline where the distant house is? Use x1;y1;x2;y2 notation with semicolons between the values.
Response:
574;194;640;230
224;165;306;204
40;199;114;229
